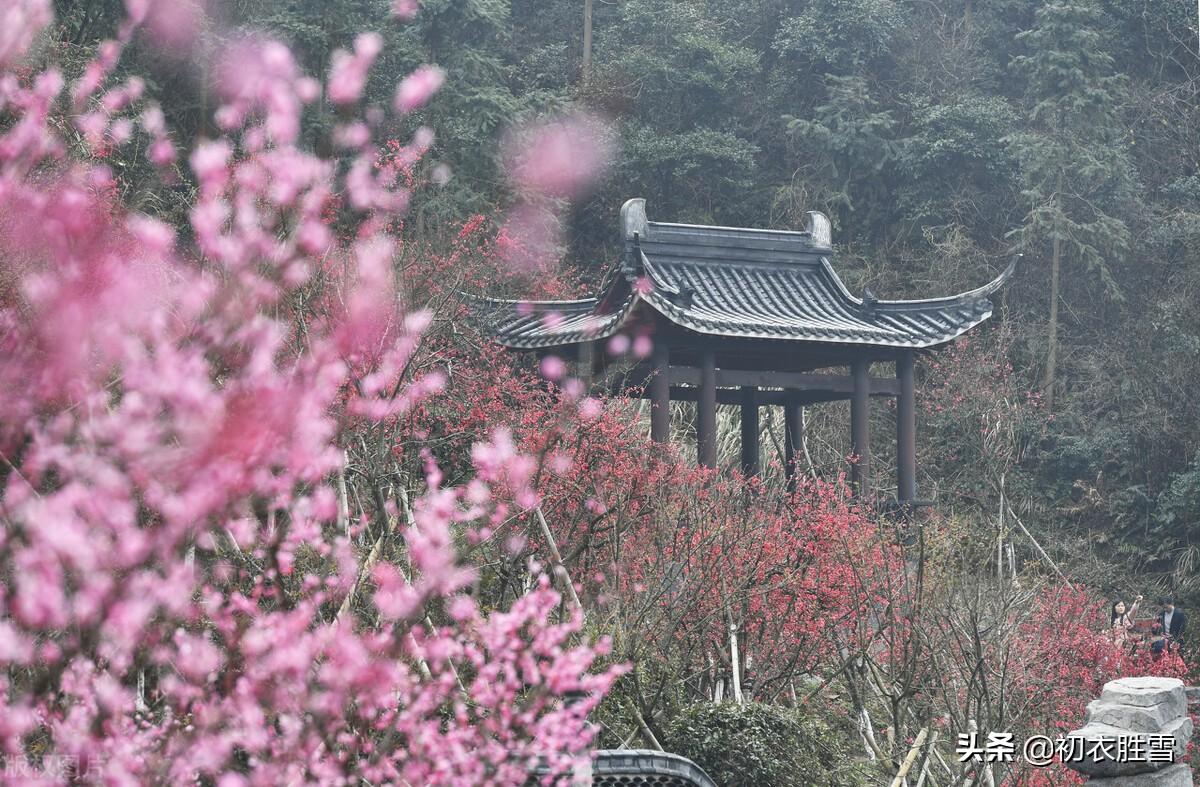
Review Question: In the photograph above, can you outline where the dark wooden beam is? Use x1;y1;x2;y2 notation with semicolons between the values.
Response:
617;363;899;397
740;386;759;477
666;366;899;396
850;360;871;498
625;386;840;407
897;351;917;504
651;332;895;374
698;350;717;468
784;398;803;492
650;341;670;443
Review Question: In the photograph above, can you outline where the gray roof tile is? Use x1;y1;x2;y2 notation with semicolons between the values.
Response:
478;200;1014;351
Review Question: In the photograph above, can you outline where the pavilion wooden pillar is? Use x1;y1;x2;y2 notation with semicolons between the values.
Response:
698;349;717;468
650;341;671;443
739;386;759;477
897;351;917;504
784;397;803;492
578;340;595;385
850;360;871;498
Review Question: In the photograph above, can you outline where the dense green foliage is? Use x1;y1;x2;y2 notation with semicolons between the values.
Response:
557;0;1200;602
664;701;870;787
58;0;1200;597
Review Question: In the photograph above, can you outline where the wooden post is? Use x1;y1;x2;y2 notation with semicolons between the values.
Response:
851;359;871;498
698;349;717;468
740;386;759;476
650;341;670;443
784;397;803;491
897;351;917;504
578;340;595;389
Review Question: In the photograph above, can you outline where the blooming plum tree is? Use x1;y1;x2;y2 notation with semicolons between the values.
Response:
0;2;623;784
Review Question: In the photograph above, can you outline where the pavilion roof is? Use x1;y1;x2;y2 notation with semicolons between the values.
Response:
481;199;1014;351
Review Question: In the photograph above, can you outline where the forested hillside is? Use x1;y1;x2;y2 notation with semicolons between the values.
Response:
3;0;1200;784
55;0;1200;595
509;0;1200;598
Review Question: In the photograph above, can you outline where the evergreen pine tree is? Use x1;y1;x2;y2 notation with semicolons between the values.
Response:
1007;0;1136;411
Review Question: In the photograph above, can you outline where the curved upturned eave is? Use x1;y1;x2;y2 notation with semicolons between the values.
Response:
635;290;995;349
630;249;1005;349
479;253;1016;351
487;293;644;350
820;256;1018;311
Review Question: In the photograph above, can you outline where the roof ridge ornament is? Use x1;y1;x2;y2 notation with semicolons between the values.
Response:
805;211;832;249
860;288;878;317
631;231;646;279
621;197;648;240
676;280;696;308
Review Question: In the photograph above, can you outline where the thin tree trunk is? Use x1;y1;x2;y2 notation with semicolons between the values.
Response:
858;706;885;761
136;669;148;713
729;621;743;705
1042;182;1062;411
582;0;594;81
801;406;818;479
890;727;929;787
914;730;939;787
997;475;1005;585
634;708;664;751
969;719;995;787
535;507;584;616
337;449;350;537
1008;501;1074;590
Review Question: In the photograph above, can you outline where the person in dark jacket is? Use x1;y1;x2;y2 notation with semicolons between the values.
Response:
1159;596;1187;650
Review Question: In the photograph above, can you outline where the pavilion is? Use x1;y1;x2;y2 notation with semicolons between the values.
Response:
481;198;1014;505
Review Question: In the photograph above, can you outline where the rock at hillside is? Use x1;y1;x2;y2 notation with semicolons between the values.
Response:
1064;678;1191;780
1100;678;1186;712
1086;698;1181;733
1065;718;1193;777
1085;764;1193;787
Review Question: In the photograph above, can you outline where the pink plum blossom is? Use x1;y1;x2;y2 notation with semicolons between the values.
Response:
392;0;419;19
0;0;52;67
136;0;206;54
632;334;653;358
503;111;614;198
607;334;630;356
540;355;567;381
394;64;445;113
0;6;624;785
498;202;562;272
579;398;603;421
327;32;383;105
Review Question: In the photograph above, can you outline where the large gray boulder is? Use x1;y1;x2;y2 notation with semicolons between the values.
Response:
1065;718;1192;776
1100;678;1187;714
1085;764;1193;787
1065;678;1192;781
1086;698;1183;733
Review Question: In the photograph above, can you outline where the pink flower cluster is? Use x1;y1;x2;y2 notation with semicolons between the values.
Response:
496;111;615;273
503;113;614;199
327;33;384;106
0;5;621;785
394;64;446;114
0;0;52;68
